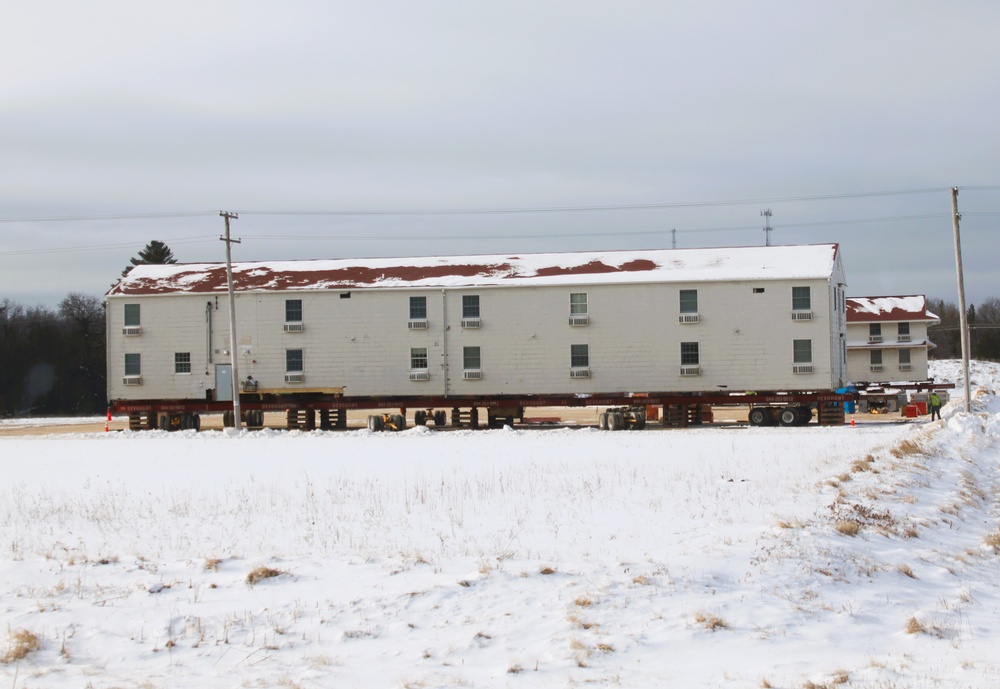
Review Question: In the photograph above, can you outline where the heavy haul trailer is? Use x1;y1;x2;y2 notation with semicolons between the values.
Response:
106;244;853;431
111;388;853;431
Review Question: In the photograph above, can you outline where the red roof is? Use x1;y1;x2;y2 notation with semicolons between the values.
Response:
846;296;939;323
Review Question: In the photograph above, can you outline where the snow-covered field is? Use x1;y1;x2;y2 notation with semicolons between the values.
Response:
2;361;998;688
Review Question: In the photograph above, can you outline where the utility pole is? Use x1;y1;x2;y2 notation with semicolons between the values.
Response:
220;211;242;430
950;188;972;413
761;209;773;246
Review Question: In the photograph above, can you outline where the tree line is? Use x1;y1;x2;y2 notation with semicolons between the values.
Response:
0;239;997;416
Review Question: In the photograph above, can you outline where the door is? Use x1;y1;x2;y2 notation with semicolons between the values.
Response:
215;364;233;401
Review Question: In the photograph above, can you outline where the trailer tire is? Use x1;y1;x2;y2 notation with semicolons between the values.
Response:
796;405;813;425
632;411;646;430
779;407;800;426
223;410;235;428
191;413;201;431
608;411;623;431
748;407;769;426
414;410;427;426
391;414;406;431
434;410;447;427
367;415;384;432
598;412;609;430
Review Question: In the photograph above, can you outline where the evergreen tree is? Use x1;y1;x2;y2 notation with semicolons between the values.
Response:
121;240;177;277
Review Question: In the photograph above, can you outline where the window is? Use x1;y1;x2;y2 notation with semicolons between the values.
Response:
792;286;811;311
285;299;303;322
174;352;191;374
870;350;883;366
124;304;141;326
869;323;882;341
570;344;589;368
898;322;911;340
680;342;700;366
463;346;481;370
410;347;428;370
462;295;480;319
793;339;812;364
679;290;698;314
409;296;427;320
124;353;141;376
286;349;303;372
570;293;588;316
753;287;765;294
899;349;911;365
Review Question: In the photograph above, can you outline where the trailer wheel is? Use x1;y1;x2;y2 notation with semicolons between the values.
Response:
367;415;384;432
779;407;800;426
598;412;609;430
223;410;235;428
607;411;623;431
434;410;447;427
391;414;406;431
414;410;427;426
632;411;647;430
797;405;813;425
190;413;201;432
748;407;769;426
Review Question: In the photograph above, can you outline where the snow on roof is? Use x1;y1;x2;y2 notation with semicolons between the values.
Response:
107;244;840;296
846;295;939;323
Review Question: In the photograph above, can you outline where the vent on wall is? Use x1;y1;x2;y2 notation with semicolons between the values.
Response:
461;318;482;329
122;375;142;385
868;335;883;343
284;373;305;383
409;371;430;381
568;316;590;327
284;322;304;333
463;370;483;380
791;311;813;321
680;365;701;376
408;319;428;330
570;368;591;378
899;334;911;342
869;365;884;373
122;326;142;336
899;364;912;371
792;365;814;374
678;314;700;324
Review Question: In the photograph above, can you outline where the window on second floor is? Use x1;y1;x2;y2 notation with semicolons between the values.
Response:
124;303;141;326
124;353;142;376
286;349;303;372
680;342;700;365
285;299;303;323
174;352;191;374
570;293;588;316
869;323;882;341
410;347;428;370
463;346;481;370
898;322;911;340
679;289;698;314
409;296;427;320
792;286;811;311
793;339;812;364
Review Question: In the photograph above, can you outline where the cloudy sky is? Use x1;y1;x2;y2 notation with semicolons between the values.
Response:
2;1;998;310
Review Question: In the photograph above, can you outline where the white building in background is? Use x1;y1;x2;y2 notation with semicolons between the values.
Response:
845;295;939;384
106;244;849;403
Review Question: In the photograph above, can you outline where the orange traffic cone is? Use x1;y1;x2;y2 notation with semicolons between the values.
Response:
105;408;111;432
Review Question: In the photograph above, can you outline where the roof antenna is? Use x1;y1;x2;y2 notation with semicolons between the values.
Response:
671;228;677;249
761;209;773;246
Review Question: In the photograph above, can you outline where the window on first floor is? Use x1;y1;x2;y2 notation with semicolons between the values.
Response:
174;352;191;374
792;286;811;311
124;303;141;326
679;289;698;314
124;353;141;376
571;344;589;368
286;349;303;372
285;299;303;322
793;339;812;364
870;350;883;366
680;342;700;365
462;295;480;319
899;348;911;365
410;347;428;370
570;293;588;316
410;296;427;320
463;346;481;370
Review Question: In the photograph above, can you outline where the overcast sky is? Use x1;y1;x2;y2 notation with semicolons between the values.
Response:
2;1;998;310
